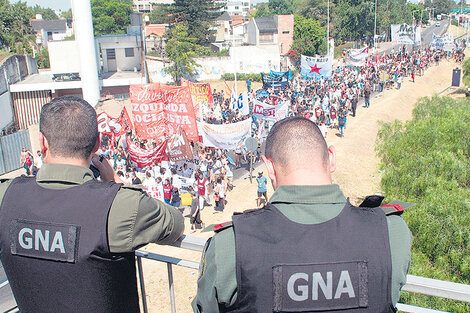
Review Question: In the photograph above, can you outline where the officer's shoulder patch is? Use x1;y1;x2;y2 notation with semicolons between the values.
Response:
202;221;233;233
380;201;414;216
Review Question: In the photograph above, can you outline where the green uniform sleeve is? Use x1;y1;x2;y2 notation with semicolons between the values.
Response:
0;180;12;210
387;214;412;305
192;228;238;313
107;186;184;253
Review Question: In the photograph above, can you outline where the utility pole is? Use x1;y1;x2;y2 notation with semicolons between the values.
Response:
374;0;377;50
327;0;330;56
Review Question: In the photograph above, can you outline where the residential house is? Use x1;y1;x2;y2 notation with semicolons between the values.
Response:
30;15;71;47
145;24;169;54
246;15;294;54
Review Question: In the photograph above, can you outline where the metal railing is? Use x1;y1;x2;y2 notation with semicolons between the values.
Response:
135;235;470;313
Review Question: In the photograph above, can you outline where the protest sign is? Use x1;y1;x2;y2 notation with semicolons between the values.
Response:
130;83;199;141
97;107;133;136
300;55;333;80
199;119;251;150
143;181;164;202
126;136;168;168
172;175;195;193
230;91;250;116
391;24;421;45
252;99;289;122
167;127;193;162
261;72;289;89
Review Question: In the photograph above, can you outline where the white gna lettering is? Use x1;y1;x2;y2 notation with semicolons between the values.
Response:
287;271;355;301
18;228;66;253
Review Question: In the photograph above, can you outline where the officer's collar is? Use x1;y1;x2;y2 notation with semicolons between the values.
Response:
270;184;346;205
36;163;94;185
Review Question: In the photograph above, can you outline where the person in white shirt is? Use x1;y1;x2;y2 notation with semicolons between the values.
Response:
35;150;43;169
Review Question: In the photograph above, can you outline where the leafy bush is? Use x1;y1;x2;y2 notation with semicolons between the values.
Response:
376;96;470;312
221;73;262;82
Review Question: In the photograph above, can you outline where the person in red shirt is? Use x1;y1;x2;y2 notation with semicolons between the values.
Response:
197;172;209;211
163;178;173;205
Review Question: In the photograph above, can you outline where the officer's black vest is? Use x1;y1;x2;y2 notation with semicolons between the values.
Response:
230;202;394;313
0;176;140;313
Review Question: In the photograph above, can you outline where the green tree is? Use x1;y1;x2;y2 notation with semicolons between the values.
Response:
287;15;326;66
268;0;294;15
149;4;171;24
91;0;133;35
376;96;470;312
335;0;375;42
252;3;273;17
375;0;412;37
427;0;456;15
164;22;198;84
31;5;58;20
0;0;36;54
36;47;50;68
462;58;470;86
170;0;223;45
61;9;72;19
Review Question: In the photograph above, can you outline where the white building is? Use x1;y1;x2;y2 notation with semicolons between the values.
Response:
133;0;174;12
220;1;251;16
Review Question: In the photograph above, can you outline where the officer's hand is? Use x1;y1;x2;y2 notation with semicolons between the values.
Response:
91;154;122;183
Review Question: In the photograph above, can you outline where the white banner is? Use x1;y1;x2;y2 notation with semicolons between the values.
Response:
253;99;289;122
230;91;250;116
300;55;333;79
391;24;421;45
346;47;369;66
199;119;251;150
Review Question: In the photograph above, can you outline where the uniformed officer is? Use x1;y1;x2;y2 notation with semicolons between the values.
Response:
192;116;412;312
0;96;184;313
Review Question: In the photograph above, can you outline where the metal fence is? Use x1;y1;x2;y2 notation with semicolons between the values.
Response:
0;130;31;175
136;235;470;313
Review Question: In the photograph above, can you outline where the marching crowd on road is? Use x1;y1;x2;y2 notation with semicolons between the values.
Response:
19;47;453;233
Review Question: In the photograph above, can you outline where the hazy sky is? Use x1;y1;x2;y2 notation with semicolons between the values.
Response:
9;0;270;11
9;0;71;11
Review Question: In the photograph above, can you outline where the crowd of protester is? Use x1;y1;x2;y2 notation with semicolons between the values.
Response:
20;46;458;232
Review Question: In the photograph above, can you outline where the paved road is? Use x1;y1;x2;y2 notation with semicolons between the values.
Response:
380;20;449;55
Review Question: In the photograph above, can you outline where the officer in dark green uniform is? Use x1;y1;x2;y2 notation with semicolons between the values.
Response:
0;96;184;313
192;117;412;312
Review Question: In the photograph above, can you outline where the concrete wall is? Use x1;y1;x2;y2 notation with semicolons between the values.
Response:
246;20;258;45
146;45;280;82
48;40;81;74
0;92;14;131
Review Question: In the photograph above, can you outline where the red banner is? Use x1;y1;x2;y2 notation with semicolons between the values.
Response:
167;127;193;162
126;137;169;168
130;83;199;141
97;107;133;136
181;78;215;116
